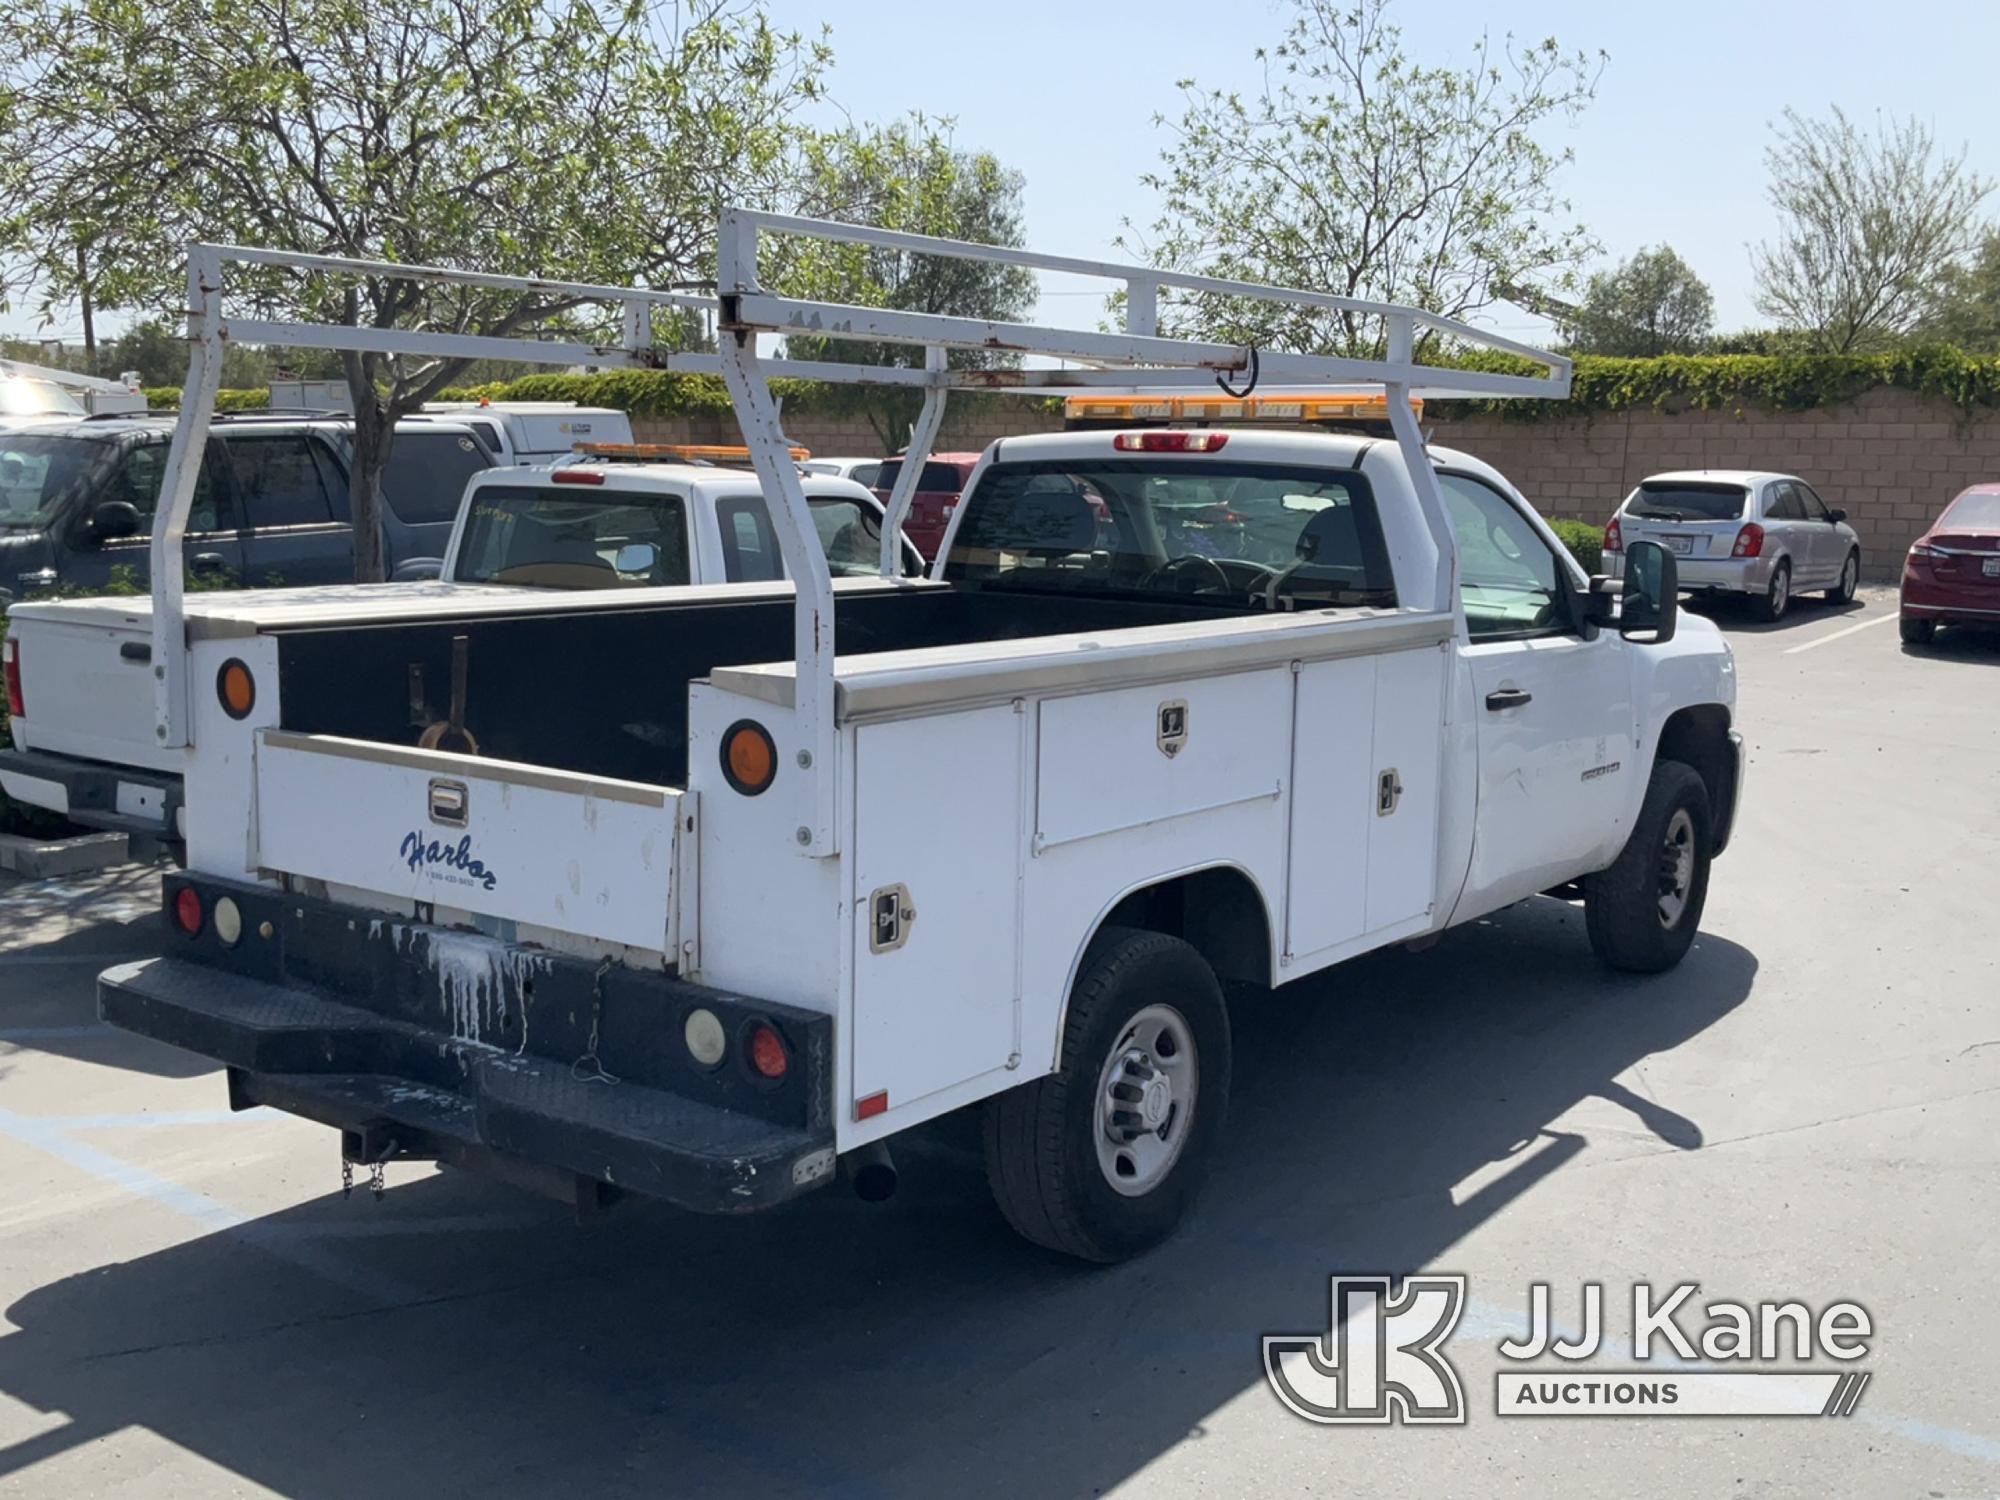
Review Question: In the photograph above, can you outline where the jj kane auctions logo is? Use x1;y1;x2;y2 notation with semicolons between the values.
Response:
1264;1277;1873;1423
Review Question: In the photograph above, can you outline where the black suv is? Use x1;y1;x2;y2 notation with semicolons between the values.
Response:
0;412;498;604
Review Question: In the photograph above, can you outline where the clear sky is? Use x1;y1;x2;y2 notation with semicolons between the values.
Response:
12;0;2000;348
756;0;2000;341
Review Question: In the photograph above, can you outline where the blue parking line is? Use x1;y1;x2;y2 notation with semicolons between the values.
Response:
0;1106;418;1304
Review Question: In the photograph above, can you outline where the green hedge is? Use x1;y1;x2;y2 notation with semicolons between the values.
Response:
1440;345;2000;421
1549;519;1605;574
138;346;2000;425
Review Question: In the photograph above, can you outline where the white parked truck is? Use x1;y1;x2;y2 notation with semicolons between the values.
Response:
96;219;1742;1260
1;451;913;851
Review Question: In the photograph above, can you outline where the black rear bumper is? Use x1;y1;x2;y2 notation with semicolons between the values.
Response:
101;876;837;1215
0;746;183;837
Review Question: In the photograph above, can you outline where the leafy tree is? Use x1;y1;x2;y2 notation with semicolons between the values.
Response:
1918;228;2000;353
780;114;1035;450
0;0;831;578
1753;106;1990;354
1118;0;1604;356
1565;245;1714;355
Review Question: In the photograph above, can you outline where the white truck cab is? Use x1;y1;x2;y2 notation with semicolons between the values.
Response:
94;217;1743;1262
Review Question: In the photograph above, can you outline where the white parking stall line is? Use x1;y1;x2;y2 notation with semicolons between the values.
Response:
1784;612;1900;655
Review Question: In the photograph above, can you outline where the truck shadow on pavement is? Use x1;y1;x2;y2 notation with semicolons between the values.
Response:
0;897;1755;1499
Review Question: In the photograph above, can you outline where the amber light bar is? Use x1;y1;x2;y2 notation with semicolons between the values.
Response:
1063;392;1422;424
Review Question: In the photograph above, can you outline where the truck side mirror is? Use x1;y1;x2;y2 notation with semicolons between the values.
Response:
86;499;143;541
1620;539;1678;644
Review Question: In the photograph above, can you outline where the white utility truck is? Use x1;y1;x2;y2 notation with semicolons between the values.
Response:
98;217;1742;1261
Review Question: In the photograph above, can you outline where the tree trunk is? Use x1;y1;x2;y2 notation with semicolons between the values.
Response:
75;245;96;365
346;376;392;583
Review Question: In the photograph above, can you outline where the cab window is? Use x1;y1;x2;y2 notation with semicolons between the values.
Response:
116;442;226;532
1441;471;1571;640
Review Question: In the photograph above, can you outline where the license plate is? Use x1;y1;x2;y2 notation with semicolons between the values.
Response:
1983;557;2000;578
1664;536;1694;556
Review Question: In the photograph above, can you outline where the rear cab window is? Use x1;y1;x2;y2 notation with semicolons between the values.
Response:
381;430;496;524
1626;483;1748;522
943;457;1396;610
714;492;917;580
874;459;967;493
452;482;691;588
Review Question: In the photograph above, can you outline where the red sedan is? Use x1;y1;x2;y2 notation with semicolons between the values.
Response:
1901;485;2000;643
871;453;983;560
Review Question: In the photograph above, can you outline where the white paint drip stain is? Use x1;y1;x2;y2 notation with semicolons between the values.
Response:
388;925;546;1049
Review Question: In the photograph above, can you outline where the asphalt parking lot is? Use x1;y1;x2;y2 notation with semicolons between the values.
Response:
1;585;1996;1499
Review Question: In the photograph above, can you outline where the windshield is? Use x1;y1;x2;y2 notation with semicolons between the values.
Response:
0;377;87;417
943;457;1395;609
451;483;691;588
0;434;115;528
1942;490;2000;530
1628;483;1747;522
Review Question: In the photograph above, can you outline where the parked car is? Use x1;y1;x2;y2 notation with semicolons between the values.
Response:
1605;470;1861;622
800;456;885;488
870;451;982;558
0;374;87;419
1899;484;2000;644
0;412;500;602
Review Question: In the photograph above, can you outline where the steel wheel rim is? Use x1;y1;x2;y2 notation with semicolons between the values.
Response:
1094;1003;1198;1197
1657;808;1696;928
1770;567;1788;615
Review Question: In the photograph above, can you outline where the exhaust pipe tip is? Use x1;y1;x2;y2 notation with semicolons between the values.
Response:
845;1141;898;1203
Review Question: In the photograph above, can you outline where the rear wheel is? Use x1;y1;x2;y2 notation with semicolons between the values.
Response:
1754;560;1791;622
1585;760;1712;974
1824;550;1859;604
984;927;1230;1262
1900;614;1936;646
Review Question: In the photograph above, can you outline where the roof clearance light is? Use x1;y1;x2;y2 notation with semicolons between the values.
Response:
1113;431;1230;453
550;469;606;485
1066;393;1421;423
575;442;812;462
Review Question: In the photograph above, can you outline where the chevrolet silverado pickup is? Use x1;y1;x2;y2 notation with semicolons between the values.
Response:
95;218;1742;1261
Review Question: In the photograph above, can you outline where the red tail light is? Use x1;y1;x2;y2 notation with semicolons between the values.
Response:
746;1021;788;1081
1603;516;1623;554
3;636;22;720
173;885;204;936
550;469;605;485
1112;431;1229;452
1732;523;1765;559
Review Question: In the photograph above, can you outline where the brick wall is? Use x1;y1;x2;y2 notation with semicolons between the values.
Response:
640;384;1993;582
1426;386;1986;581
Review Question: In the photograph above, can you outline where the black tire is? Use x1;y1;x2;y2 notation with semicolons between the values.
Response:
1823;550;1860;604
1754;560;1791;622
1585;760;1712;974
1900;614;1936;646
983;927;1230;1262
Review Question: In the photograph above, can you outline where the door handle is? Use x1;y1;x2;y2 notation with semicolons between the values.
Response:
1485;688;1533;711
190;552;227;572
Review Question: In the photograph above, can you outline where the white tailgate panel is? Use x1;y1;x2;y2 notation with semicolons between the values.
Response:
10;618;178;769
1036;669;1290;850
852;704;1021;1112
1285;655;1378;958
255;732;678;952
1364;647;1447;932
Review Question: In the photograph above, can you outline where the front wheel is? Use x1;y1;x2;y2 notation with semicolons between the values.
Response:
1585;761;1713;973
1754;560;1791;622
1824;550;1859;604
983;927;1230;1262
